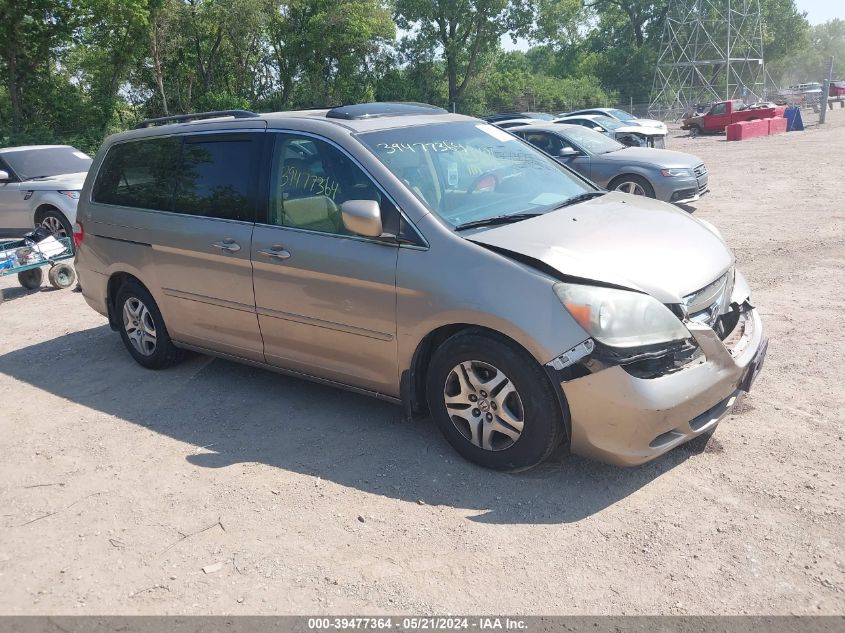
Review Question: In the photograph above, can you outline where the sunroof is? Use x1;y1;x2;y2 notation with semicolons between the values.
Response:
326;102;448;120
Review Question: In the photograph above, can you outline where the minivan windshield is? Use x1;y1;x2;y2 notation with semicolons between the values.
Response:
357;122;593;227
3;146;92;180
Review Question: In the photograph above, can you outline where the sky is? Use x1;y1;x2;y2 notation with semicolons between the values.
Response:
796;0;844;25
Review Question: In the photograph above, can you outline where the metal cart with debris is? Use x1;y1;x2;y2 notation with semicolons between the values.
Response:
0;236;76;305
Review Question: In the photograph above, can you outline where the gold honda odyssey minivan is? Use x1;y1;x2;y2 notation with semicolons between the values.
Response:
75;103;767;471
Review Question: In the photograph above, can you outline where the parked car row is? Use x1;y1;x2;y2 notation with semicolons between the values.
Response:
3;102;766;473
483;107;708;205
484;107;670;148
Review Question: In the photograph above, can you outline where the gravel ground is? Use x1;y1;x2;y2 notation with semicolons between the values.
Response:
0;109;843;615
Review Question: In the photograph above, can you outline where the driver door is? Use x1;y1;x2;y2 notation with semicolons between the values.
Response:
251;132;401;395
707;102;730;130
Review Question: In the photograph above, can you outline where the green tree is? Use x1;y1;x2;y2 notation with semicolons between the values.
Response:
395;0;533;110
267;0;394;109
0;0;75;135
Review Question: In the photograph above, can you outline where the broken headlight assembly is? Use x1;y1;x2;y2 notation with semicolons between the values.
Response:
554;282;690;348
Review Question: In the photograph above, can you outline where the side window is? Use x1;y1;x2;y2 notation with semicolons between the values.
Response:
174;134;259;221
268;133;398;237
92;137;180;210
524;133;560;155
711;103;727;116
0;158;17;181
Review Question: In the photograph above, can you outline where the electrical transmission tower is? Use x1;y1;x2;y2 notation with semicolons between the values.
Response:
649;0;766;119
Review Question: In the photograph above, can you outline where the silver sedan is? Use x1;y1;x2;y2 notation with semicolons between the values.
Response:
513;123;709;205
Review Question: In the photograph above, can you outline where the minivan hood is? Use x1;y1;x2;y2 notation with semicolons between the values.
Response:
467;192;732;303
22;172;87;191
602;147;702;168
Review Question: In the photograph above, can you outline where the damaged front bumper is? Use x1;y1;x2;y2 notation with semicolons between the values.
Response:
549;304;767;466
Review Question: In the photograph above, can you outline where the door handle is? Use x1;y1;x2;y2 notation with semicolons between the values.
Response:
258;245;291;260
212;238;241;253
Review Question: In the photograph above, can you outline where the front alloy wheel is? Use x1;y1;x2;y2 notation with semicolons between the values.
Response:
444;360;524;451
614;180;647;196
426;331;566;471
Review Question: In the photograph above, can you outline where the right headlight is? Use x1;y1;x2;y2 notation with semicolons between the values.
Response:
554;282;690;348
660;168;693;177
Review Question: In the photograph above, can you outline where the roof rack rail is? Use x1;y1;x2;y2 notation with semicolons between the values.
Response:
134;109;259;129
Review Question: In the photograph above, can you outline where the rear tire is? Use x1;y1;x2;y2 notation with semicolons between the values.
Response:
426;331;566;471
18;268;43;290
115;281;184;369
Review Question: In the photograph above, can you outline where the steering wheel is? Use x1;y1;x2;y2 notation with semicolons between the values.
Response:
466;171;500;194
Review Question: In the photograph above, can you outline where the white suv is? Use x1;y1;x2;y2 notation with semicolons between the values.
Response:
0;145;92;238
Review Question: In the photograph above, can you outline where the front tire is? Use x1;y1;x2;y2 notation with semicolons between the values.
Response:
610;174;655;198
115;281;184;369
426;331;566;471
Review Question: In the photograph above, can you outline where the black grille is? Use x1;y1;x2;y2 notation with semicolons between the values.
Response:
694;164;707;177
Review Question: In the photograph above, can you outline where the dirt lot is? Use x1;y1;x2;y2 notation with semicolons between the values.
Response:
1;109;843;616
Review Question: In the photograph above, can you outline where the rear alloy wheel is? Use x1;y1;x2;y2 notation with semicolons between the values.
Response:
123;296;158;357
611;175;655;198
115;281;185;369
38;210;73;240
427;332;566;471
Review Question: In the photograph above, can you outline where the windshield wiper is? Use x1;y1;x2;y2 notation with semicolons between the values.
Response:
454;213;542;231
555;191;606;208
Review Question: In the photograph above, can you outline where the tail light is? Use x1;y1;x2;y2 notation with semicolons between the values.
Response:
72;222;84;249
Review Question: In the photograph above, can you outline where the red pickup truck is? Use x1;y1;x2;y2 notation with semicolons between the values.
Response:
682;100;784;135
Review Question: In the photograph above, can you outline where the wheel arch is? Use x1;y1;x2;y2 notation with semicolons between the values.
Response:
607;172;655;196
32;196;74;225
106;271;147;331
33;203;63;224
401;323;571;441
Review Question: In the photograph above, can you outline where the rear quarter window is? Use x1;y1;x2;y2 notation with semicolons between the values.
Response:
92;137;180;211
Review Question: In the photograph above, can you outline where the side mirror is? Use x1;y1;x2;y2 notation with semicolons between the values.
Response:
0;170;10;182
558;147;579;158
341;199;383;238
